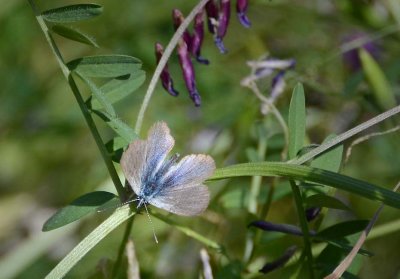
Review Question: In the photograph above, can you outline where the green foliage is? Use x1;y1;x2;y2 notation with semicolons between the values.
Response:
50;24;99;47
67;55;142;78
316;220;370;239
288;83;306;159
211;162;400;209
41;4;103;23
359;48;396;110
305;194;350;211
43;191;117;231
3;0;400;278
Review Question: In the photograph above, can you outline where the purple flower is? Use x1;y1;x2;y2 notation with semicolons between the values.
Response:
205;0;219;34
191;9;209;65
270;70;286;99
214;0;231;54
155;42;179;97
172;9;192;48
236;0;251;28
342;32;380;72
178;39;201;106
259;246;297;274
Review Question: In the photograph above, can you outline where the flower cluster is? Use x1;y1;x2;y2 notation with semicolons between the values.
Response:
156;0;251;107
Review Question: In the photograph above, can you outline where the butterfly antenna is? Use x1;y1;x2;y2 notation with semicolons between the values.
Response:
143;202;159;244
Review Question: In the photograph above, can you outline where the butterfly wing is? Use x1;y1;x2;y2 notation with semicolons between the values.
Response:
149;154;215;216
150;183;210;216
121;139;147;195
121;122;174;195
144;122;175;179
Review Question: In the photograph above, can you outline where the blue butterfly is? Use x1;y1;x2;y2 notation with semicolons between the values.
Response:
121;122;215;216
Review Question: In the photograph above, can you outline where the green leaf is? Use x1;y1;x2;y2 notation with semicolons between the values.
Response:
41;4;103;23
42;191;117;231
45;206;135;279
288;83;306;159
92;110;138;144
67;55;142;78
317;220;369;239
96;196;123;212
311;134;343;172
305;194;350;211
359;48;396;110
91;70;146;109
51;24;98;47
210;162;400;209
77;74;116;118
105;137;128;162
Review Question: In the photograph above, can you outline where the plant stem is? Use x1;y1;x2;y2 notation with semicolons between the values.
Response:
248;82;289;160
28;0;126;200
112;216;135;278
291;104;400;165
134;0;210;135
243;134;267;263
289;181;314;279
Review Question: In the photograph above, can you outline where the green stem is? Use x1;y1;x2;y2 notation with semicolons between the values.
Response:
112;216;135;278
291;104;400;165
28;0;126;200
289;181;314;279
243;135;267;263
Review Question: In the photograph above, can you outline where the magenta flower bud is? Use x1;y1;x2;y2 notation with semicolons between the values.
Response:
155;43;179;97
236;0;251;28
205;0;219;34
172;9;192;48
259;246;297;274
178;40;201;106
191;10;209;65
214;0;231;54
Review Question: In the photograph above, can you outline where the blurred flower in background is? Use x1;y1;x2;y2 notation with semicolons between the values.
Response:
342;32;380;72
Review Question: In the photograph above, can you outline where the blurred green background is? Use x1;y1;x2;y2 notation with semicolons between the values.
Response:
1;0;400;278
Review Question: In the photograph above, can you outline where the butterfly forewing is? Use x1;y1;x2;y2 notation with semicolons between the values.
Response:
121;140;147;195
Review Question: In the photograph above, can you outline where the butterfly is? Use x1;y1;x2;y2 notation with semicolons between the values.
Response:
121;121;215;216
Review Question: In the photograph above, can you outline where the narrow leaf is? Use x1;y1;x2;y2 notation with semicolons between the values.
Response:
91;70;146;109
288;83;306;159
359;48;396;110
78;73;116;118
105;137;128;162
51;24;98;47
92;109;138;144
45;206;135;279
324;239;373;257
317;220;370;239
43;191;117;231
311;134;343;172
67;55;142;78
42;4;103;23
305;194;350;211
210;162;400;209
